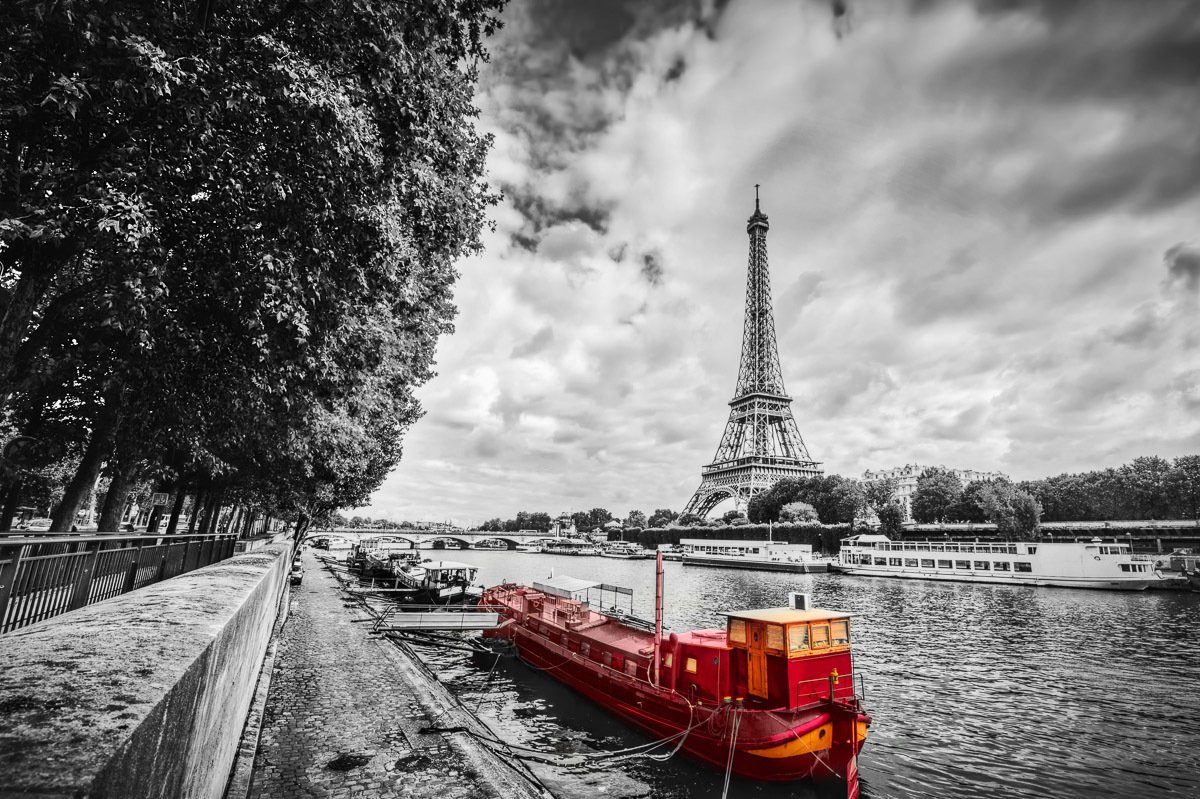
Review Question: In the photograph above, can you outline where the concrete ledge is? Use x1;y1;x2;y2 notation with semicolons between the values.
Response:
0;544;290;799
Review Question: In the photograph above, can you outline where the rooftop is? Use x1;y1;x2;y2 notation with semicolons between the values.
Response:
721;607;851;624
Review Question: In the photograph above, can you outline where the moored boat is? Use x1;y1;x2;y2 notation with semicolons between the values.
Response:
680;538;816;572
836;534;1164;590
481;557;869;790
543;538;600;556
601;541;653;559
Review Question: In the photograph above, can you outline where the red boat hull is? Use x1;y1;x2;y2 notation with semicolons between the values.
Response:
495;617;868;782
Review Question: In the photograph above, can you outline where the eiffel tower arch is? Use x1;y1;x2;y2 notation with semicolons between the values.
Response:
683;189;823;518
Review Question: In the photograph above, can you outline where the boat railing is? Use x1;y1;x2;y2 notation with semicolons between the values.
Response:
793;671;866;704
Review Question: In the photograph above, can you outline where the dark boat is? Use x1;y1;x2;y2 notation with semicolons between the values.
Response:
481;554;869;793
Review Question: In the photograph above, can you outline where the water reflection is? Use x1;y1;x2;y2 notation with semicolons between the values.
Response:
411;550;1200;798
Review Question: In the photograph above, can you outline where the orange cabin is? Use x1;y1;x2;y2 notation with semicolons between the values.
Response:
723;607;856;709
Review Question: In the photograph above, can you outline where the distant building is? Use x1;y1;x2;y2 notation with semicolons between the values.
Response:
862;464;1009;521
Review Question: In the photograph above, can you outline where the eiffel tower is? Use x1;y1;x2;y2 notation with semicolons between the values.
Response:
683;188;823;517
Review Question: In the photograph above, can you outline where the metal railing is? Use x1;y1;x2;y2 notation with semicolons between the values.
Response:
0;532;238;634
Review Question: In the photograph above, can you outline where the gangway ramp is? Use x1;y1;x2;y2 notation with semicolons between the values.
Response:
372;611;500;631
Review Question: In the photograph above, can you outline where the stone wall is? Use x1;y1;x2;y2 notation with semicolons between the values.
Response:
0;543;290;799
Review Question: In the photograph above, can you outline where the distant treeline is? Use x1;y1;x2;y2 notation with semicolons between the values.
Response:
1016;456;1199;521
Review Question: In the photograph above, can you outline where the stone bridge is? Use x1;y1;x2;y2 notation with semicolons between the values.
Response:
306;528;567;550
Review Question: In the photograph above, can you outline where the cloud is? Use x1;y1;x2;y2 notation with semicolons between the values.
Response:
361;0;1200;524
1164;242;1200;294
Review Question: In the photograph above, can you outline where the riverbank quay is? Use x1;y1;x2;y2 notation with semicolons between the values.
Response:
0;544;290;798
246;547;549;799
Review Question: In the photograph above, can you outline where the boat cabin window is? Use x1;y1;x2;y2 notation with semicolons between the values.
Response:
831;620;849;646
625;660;638;677
974;561;989;570
788;624;809;652
767;624;785;651
685;656;698;674
1015;562;1032;572
904;558;918;567
1027;546;1037;554
994;562;1011;571
728;618;746;645
811;624;829;649
581;642;590;657
937;559;951;568
920;559;934;567
888;557;902;566
873;557;887;566
955;560;971;570
664;652;673;668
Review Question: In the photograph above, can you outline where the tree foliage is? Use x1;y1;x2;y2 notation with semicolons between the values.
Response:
747;475;864;525
910;468;963;523
0;0;506;532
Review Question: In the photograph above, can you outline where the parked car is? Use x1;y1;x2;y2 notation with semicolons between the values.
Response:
21;518;53;531
289;560;304;585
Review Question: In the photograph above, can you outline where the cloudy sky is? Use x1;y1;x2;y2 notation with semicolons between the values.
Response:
362;0;1200;525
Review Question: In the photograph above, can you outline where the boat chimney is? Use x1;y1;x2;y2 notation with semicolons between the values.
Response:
789;592;811;610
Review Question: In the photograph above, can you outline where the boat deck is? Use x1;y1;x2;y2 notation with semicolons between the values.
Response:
494;586;658;658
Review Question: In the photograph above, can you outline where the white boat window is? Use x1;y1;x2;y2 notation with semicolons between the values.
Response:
873;557;887;566
767;624;785;651
789;624;809;652
1015;562;1032;572
920;559;934;568
888;557;902;566
955;560;971;570
729;618;746;644
974;561;990;570
1028;546;1038;554
994;562;1011;571
904;558;918;567
937;560;951;568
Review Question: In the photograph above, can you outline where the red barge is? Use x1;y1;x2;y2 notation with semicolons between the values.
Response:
480;555;870;793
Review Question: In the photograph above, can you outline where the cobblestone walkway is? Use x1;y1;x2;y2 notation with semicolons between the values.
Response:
247;549;533;799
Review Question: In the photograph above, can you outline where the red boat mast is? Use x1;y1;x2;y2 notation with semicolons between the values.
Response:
653;549;664;685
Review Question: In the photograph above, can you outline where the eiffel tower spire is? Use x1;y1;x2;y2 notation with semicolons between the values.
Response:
683;189;822;518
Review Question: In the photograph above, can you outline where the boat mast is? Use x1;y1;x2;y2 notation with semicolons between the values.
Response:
653;550;664;686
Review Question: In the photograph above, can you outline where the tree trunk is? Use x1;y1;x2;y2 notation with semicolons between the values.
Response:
241;509;256;538
50;402;120;533
0;247;57;406
97;460;139;532
225;505;242;536
165;478;189;536
187;487;205;534
0;480;21;531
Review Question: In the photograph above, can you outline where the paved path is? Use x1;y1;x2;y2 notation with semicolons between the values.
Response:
248;549;542;799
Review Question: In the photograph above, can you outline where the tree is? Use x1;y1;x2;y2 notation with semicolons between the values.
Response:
1011;491;1043;540
626;510;647;529
675;513;704;527
863;478;899;515
951;480;992;523
910;468;963;523
0;0;507;531
779;502;819;523
877;502;904;536
721;509;745;524
647;508;678;528
1168;455;1200;519
1122;456;1173;519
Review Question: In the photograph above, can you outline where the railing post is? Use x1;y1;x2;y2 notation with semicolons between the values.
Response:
69;548;100;611
0;544;24;632
123;546;144;593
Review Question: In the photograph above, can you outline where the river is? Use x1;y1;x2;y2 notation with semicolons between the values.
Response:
397;548;1200;799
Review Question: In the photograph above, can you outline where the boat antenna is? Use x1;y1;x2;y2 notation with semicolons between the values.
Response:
653;549;664;686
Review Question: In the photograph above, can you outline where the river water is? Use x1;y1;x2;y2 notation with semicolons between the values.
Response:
400;549;1199;799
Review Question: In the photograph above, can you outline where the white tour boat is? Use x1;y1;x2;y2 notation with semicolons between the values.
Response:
680;538;815;573
836;534;1162;590
600;541;653;559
